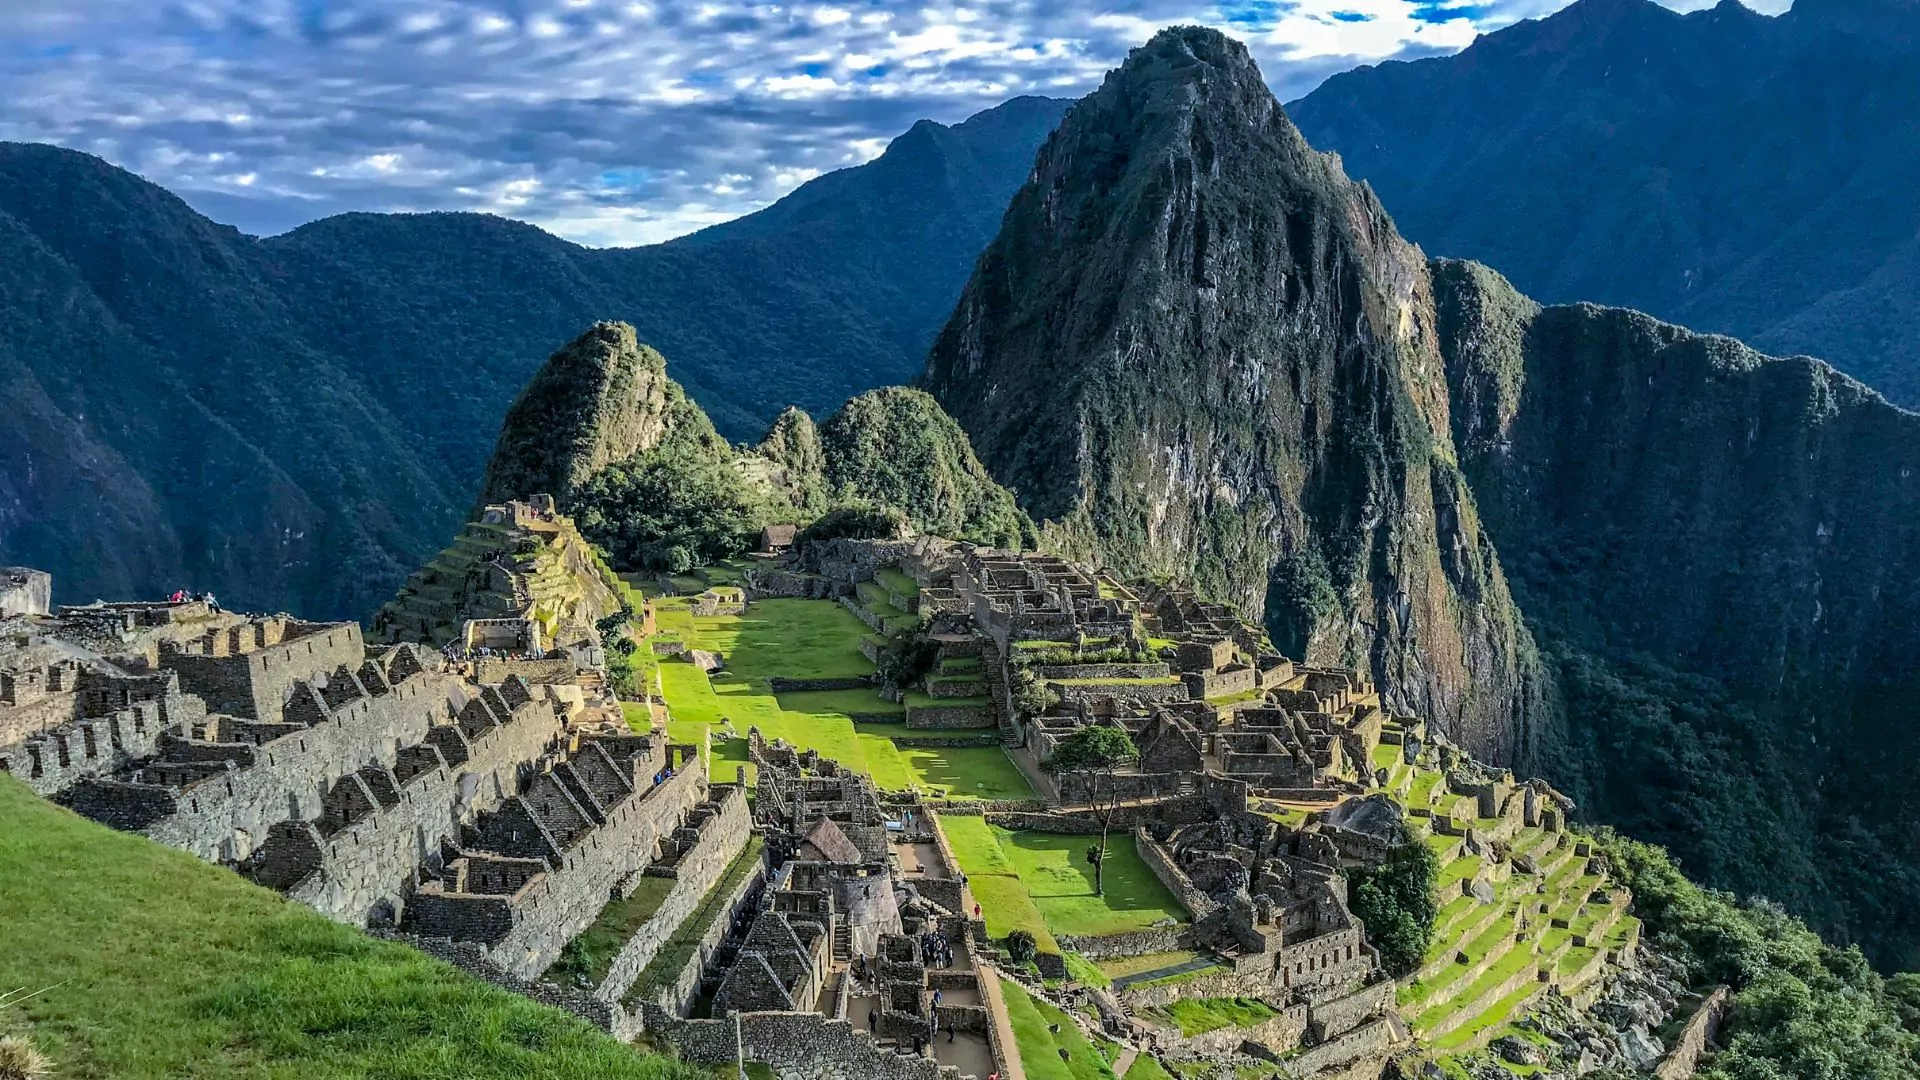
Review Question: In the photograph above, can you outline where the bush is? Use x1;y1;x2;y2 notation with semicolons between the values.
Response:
1346;835;1438;977
1007;930;1039;964
796;504;909;545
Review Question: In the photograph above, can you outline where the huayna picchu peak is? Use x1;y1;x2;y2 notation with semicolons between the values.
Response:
927;26;1544;764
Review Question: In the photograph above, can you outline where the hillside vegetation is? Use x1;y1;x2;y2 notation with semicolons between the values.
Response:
0;776;701;1080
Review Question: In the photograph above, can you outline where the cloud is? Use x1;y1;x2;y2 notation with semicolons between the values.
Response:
0;0;1731;245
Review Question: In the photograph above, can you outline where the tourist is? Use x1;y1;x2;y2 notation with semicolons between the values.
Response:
202;591;220;614
868;1008;877;1032
972;902;981;919
932;989;942;1008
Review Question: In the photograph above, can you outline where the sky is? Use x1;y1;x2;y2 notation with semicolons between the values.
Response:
0;0;1787;247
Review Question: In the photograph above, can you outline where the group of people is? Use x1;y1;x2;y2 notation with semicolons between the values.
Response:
919;929;957;969
166;589;219;613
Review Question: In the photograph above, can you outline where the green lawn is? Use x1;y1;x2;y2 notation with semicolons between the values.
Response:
993;828;1187;938
652;597;1031;800
1000;978;1117;1080
939;817;1185;944
0;777;701;1080
1124;1055;1177;1080
1092;952;1200;980
1149;998;1278;1037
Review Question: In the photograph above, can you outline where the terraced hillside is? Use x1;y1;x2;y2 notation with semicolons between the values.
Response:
1377;719;1641;1060
375;505;626;652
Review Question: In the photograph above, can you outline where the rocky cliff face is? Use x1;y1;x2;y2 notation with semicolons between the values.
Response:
926;27;1542;756
1436;259;1920;967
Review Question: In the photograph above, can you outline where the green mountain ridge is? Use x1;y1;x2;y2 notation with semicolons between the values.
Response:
477;321;1029;571
925;25;1920;970
0;94;1069;618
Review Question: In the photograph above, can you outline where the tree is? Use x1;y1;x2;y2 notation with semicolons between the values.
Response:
1042;725;1139;896
1346;835;1439;976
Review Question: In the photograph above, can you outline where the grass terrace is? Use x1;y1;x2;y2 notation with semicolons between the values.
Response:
1001;979;1119;1080
546;876;677;986
649;590;1031;799
0;777;703;1080
1148;998;1279;1038
627;837;765;1003
940;816;1186;945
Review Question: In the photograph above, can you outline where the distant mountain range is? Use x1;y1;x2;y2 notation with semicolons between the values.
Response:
1290;0;1920;409
0;96;1069;618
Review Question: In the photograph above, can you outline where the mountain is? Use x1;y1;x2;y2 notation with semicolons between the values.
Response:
1435;259;1920;968
926;27;1544;760
0;95;1070;619
927;25;1920;968
476;323;1028;573
1289;0;1920;407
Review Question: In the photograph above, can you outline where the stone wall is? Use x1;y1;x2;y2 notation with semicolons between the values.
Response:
1287;1015;1393;1075
767;677;873;693
636;855;768;1020
0;567;51;617
594;785;753;1003
1048;680;1189;705
1029;663;1171;681
654;1010;959;1080
1055;771;1185;805
1134;827;1216;919
1056;926;1189;959
278;693;567;925
1655;986;1731;1080
410;758;709;980
164;622;365;721
65;668;459;862
905;704;996;730
0;693;189;796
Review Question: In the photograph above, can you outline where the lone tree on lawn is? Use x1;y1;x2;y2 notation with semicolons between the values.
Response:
1042;724;1139;896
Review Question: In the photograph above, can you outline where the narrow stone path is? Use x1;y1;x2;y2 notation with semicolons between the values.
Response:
1112;1047;1139;1078
1110;956;1219;989
978;966;1027;1080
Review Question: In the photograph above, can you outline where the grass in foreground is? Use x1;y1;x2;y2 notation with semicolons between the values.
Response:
0;776;700;1080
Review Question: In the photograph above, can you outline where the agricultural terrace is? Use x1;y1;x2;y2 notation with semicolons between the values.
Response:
625;582;1032;801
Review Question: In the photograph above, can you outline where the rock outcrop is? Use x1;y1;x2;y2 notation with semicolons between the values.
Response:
925;27;1543;757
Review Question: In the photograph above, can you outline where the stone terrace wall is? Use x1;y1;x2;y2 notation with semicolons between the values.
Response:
66;668;459;861
165;622;365;721
1133;827;1216;919
1656;986;1731;1080
415;759;709;980
1057;927;1190;959
595;784;753;1003
655;1010;959;1080
280;694;566;925
637;855;768;1022
0;692;196;796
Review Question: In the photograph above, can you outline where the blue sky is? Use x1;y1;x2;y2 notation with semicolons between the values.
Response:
0;0;1786;245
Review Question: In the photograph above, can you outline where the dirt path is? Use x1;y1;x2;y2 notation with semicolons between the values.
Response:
977;966;1027;1080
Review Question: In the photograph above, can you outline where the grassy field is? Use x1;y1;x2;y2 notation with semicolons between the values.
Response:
939;816;1186;945
545;876;677;987
650;594;1032;799
0;777;700;1080
994;829;1187;938
1148;998;1277;1037
1001;979;1117;1080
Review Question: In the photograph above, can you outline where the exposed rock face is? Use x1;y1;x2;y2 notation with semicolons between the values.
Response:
757;406;828;517
925;27;1542;756
1436;258;1920;967
476;322;682;511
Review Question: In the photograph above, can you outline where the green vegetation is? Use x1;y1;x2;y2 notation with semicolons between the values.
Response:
1347;832;1440;977
1594;830;1920;1079
941;815;1185;942
545;875;677;987
653;595;1031;799
1148;998;1278;1037
821;387;1035;550
1093;952;1201;981
1063;952;1112;989
1000;978;1117;1080
1123;1054;1176;1080
0;776;702;1080
629;837;765;1000
1042;725;1142;896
